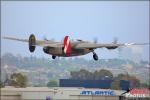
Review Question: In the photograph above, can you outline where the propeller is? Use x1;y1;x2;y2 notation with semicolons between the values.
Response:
112;37;118;44
43;35;48;41
93;37;98;43
42;35;55;41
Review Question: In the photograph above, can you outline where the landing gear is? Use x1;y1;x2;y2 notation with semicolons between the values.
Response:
93;52;98;61
52;55;56;59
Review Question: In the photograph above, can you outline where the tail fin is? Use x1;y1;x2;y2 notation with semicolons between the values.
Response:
64;36;71;55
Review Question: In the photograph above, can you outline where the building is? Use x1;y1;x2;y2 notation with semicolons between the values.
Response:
1;86;149;100
59;79;112;89
1;86;125;100
59;79;131;90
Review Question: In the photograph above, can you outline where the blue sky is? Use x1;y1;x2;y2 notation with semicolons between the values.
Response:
1;1;149;61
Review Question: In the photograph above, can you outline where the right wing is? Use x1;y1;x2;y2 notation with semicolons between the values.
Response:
74;42;148;49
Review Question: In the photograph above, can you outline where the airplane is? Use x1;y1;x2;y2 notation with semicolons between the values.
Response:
3;34;148;61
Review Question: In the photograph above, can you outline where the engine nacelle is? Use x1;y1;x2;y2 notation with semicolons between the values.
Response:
29;34;36;52
106;46;118;49
43;46;64;55
43;46;50;54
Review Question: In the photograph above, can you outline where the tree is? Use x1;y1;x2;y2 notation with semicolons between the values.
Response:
111;80;120;90
70;69;93;80
114;74;141;88
77;69;93;80
0;81;4;88
140;83;149;88
10;73;27;87
93;69;113;80
70;69;113;80
47;80;58;87
128;75;140;87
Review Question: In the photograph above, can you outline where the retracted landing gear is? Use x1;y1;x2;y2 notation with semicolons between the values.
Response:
52;55;56;59
93;51;98;61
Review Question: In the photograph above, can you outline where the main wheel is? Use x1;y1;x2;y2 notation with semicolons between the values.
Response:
93;53;98;61
52;55;56;59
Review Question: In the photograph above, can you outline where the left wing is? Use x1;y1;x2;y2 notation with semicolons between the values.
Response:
3;36;63;48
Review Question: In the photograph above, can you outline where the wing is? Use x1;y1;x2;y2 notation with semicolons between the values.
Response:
74;42;148;49
3;36;28;42
35;40;63;47
3;36;63;48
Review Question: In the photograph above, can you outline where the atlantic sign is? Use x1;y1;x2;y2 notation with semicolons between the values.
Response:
80;90;115;96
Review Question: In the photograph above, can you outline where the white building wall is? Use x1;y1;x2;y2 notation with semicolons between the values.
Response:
0;87;126;100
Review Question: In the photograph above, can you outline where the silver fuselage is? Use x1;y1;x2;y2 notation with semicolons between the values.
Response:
43;41;93;57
